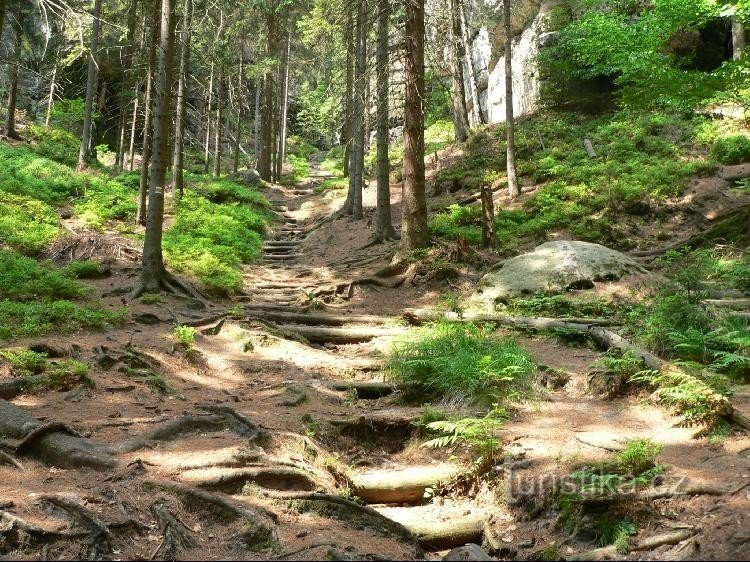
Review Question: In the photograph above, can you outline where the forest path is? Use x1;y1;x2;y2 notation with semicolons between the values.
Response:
233;165;750;560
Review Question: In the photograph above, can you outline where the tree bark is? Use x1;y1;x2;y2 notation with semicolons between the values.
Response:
171;0;192;195
375;0;395;240
350;0;367;219
449;0;470;142
127;86;139;170
44;66;57;127
5;33;19;139
135;0;177;296
504;0;520;198
233;58;243;174
77;0;103;169
342;10;354;179
733;16;746;60
258;10;276;181
480;184;495;247
137;0;161;226
115;0;139;171
203;63;214;174
214;63;224;177
401;0;429;250
276;32;290;181
459;0;482;126
254;80;261;161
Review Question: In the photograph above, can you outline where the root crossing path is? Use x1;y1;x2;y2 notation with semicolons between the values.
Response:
1;168;749;561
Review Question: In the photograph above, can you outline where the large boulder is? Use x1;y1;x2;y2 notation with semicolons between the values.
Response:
467;240;647;311
229;168;264;187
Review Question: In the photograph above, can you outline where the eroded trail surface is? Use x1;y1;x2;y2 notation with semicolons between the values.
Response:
1;169;749;561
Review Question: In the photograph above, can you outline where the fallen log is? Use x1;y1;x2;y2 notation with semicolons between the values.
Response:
402;308;613;328
269;324;408;344
329;381;396;399
180;466;321;493
703;298;750;310
350;464;462;504
374;505;488;549
0;399;117;469
246;310;394;327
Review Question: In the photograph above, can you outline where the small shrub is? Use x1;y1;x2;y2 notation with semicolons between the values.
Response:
140;293;163;305
173;325;197;349
0;348;48;375
422;406;507;463
613;438;663;475
387;321;535;403
64;260;106;279
712;135;750;164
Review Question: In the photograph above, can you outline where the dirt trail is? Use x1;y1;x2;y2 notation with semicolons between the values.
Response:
1;166;749;561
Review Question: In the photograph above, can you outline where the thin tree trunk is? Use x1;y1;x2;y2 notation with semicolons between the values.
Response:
733;16;746;60
459;0;482;126
254;80;261;161
345;0;366;219
0;0;5;46
137;0;161;226
171;0;192;195
258;10;276;181
375;0;395;240
45;66;57;127
401;0;429;250
480;184;495;248
233;57;243;174
203;63;214;175
115;0;139;171
449;0;469;142
135;0;177;296
342;9;354;179
127;88;139;171
5;38;19;139
214;63;224;177
276;32;290;181
504;0;519;198
77;0;103;170
271;73;278;183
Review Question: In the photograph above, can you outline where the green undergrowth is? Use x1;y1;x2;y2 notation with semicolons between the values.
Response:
556;439;664;552
430;111;731;250
386;321;535;405
0;250;124;341
0;348;92;392
164;178;273;294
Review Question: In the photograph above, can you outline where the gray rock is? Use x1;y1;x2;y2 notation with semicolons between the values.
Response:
538;31;559;48
466;241;646;312
229;168;263;186
442;543;492;561
586;370;626;400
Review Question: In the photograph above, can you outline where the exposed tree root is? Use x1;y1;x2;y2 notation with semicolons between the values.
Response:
0;400;118;469
40;494;111;559
374;505;488;550
150;503;196;559
576;478;731;505
0;450;24;470
117;415;229;453
566;527;697;561
267;491;421;553
144;480;278;549
130;269;206;302
181;466;322;493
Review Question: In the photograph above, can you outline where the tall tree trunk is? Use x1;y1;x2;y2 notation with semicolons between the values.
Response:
213;63;224;177
45;66;57;127
127;87;139;170
401;0;429;250
0;0;5;46
233;57;243;174
504;0;519;199
342;9;354;179
254;80;261;161
459;0;482;126
276;32;290;181
258;10;276;181
171;0;192;195
135;0;178;296
345;0;366;218
449;0;470;143
115;0;139;171
203;63;214;175
77;0;103;170
375;0;395;240
137;0;162;226
5;28;20;139
733;16;746;60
